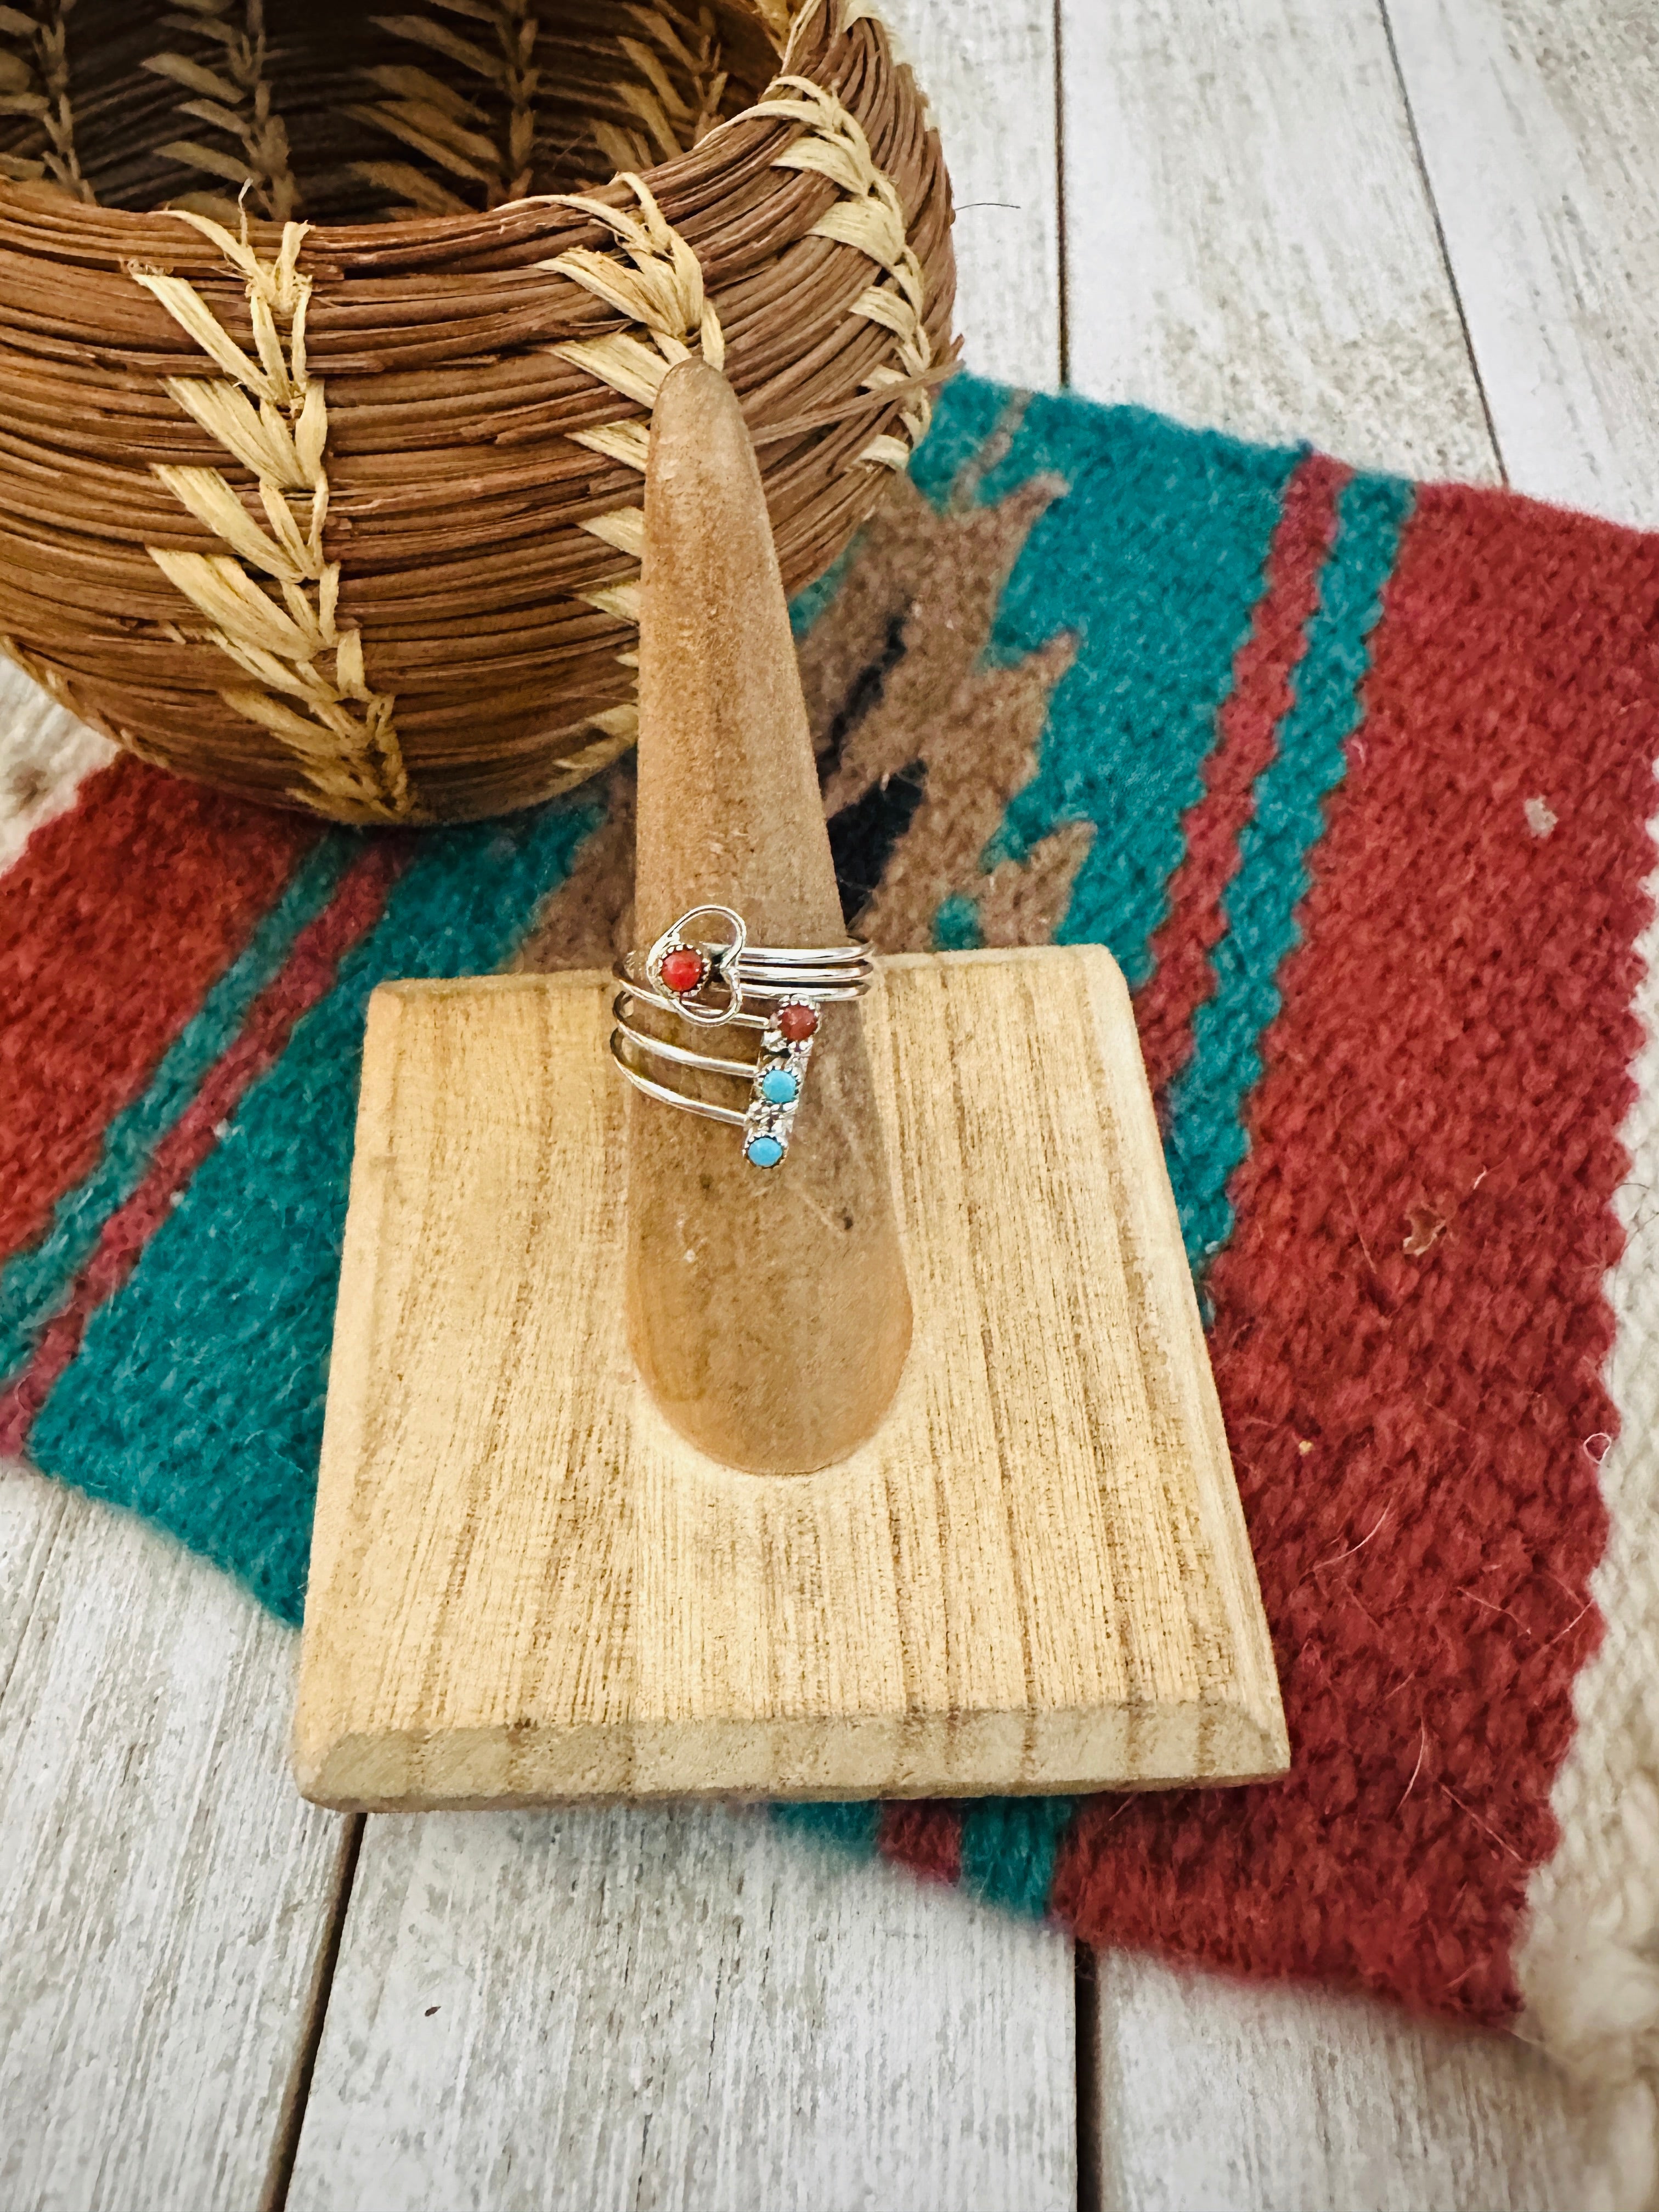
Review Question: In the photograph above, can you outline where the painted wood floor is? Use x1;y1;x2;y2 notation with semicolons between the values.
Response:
4;2;1657;2205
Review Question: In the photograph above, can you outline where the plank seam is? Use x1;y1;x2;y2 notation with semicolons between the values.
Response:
1075;1939;1102;2212
261;1812;365;2212
1052;0;1070;387
1374;0;1508;484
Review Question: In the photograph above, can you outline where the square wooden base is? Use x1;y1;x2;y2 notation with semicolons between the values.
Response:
294;946;1288;1809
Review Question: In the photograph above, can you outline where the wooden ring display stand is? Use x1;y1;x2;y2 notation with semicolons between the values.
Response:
292;365;1289;1810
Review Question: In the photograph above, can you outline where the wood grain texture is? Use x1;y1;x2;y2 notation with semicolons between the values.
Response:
1386;0;1659;528
0;1461;349;2212
881;0;1062;388
0;1457;68;1705
628;361;911;1472
287;1803;1076;2212
1090;1950;1603;2212
1059;0;1500;481
295;949;1286;1808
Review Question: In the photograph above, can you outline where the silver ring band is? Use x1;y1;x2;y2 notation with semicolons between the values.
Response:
617;955;873;1006
609;904;873;1166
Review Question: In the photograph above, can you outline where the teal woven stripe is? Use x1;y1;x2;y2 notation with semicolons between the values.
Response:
906;374;1018;506
771;1802;883;1856
1165;470;1414;1267
767;1797;1075;1918
932;891;981;951
30;802;600;1622
959;1798;1076;1917
788;544;856;641
909;382;1301;988
0;835;351;1385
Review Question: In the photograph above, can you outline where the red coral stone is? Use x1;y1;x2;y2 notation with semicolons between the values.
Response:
661;948;705;995
777;1002;819;1042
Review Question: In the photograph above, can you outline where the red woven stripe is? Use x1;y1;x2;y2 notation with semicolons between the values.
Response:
1137;454;1347;1094
1052;483;1658;2021
0;759;317;1265
878;1802;963;1885
0;839;405;1455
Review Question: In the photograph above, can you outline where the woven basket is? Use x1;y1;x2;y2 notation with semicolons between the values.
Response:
0;0;954;823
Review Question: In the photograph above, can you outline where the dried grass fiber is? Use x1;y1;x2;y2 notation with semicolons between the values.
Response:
0;0;955;821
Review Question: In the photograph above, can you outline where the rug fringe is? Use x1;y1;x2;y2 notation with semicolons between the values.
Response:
1519;789;1659;2212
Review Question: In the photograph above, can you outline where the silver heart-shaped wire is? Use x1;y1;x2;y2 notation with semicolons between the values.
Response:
644;904;748;1026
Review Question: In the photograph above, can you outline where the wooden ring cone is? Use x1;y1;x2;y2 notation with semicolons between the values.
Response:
627;359;913;1472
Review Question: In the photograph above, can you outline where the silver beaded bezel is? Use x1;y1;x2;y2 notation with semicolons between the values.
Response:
642;904;746;1026
611;908;873;1170
741;1000;820;1167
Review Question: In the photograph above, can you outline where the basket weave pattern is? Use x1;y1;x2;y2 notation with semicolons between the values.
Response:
0;0;954;822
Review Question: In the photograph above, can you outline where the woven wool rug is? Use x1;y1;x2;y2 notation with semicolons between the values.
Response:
4;374;1658;2191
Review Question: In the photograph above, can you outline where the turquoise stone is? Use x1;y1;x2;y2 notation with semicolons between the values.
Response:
746;1134;786;1168
759;1067;799;1106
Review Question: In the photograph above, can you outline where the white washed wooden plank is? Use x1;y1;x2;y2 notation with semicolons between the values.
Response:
289;1806;1076;2212
1090;1951;1603;2212
1058;0;1499;480
1386;0;1659;528
1061;4;1641;2206
0;1467;350;2212
0;1460;66;1702
0;662;116;879
881;0;1061;390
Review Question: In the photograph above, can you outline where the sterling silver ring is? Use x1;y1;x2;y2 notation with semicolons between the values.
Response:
610;905;874;1168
